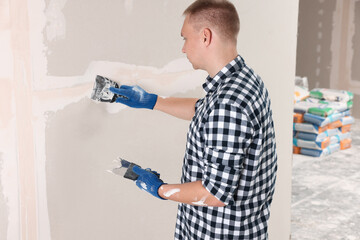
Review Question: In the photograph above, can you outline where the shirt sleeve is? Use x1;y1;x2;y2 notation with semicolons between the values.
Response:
202;102;254;206
195;98;204;112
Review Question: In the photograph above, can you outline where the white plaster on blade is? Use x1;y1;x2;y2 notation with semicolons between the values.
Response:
164;188;180;198
45;0;67;42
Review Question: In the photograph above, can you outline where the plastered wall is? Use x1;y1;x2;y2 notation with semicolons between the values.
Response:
1;0;299;239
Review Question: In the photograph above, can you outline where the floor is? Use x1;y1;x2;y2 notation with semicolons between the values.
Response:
291;119;360;240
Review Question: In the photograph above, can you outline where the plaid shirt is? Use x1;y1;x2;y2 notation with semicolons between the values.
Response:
174;55;277;240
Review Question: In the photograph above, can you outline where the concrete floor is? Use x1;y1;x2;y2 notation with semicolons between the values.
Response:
291;119;360;240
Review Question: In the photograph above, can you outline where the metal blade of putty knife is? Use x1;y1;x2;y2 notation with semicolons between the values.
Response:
90;75;121;103
109;158;140;181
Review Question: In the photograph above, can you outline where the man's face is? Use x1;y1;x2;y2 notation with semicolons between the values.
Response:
181;16;204;70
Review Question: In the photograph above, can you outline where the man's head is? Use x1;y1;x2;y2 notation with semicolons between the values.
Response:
181;0;240;74
183;0;240;43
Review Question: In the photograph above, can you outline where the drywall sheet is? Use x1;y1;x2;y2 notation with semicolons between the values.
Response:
351;1;360;82
41;2;206;239
296;0;336;89
45;97;196;239
2;0;298;239
296;0;360;118
0;153;8;240
44;0;190;75
0;0;20;239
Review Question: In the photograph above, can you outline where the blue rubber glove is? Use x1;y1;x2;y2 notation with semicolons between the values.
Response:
109;85;158;109
132;166;166;200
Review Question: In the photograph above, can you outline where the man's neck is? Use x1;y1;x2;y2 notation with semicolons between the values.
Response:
207;48;238;78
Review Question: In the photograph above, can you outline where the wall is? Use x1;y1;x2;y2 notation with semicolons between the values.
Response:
296;0;360;118
0;0;299;239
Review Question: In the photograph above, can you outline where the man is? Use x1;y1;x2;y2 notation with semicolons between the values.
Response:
110;0;277;239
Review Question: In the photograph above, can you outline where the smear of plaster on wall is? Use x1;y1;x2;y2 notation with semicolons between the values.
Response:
28;0;47;89
0;153;9;240
163;0;169;9
124;0;133;14
0;30;13;78
0;0;10;30
33;58;206;96
45;0;67;42
0;128;21;240
31;57;206;115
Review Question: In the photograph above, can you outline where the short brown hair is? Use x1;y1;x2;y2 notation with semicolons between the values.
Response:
183;0;240;42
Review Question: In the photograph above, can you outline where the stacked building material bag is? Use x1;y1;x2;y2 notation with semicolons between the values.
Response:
293;87;355;157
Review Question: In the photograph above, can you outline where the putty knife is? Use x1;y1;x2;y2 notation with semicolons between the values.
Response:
90;75;127;103
110;158;140;180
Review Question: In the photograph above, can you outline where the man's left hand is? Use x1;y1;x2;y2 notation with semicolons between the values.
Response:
132;166;166;200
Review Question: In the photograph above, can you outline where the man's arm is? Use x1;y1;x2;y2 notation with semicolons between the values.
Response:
158;181;226;207
132;165;225;207
109;85;198;121
154;97;199;121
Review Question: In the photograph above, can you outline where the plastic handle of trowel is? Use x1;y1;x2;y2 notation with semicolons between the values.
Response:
123;162;140;180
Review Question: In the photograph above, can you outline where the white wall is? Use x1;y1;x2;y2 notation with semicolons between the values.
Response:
0;0;298;239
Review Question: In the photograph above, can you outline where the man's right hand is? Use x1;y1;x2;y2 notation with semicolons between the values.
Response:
109;85;158;110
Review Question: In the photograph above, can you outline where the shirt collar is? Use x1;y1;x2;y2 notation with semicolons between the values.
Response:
203;55;245;93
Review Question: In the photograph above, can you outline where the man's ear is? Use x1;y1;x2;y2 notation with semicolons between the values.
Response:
203;28;212;46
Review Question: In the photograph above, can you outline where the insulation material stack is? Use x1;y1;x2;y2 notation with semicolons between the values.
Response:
293;87;355;157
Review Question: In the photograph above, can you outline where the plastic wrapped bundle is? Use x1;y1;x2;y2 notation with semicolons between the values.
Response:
295;128;340;142
340;139;352;150
294;85;309;103
293;86;354;156
293;146;301;154
294;99;334;116
293;113;304;123
341;116;355;126
293;123;327;134
294;98;352;117
303;112;342;127
337;116;354;133
340;125;352;133
300;143;340;157
330;132;351;145
293;137;330;150
310;88;353;102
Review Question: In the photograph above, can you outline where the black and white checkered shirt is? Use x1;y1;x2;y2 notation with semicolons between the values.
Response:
175;55;277;240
